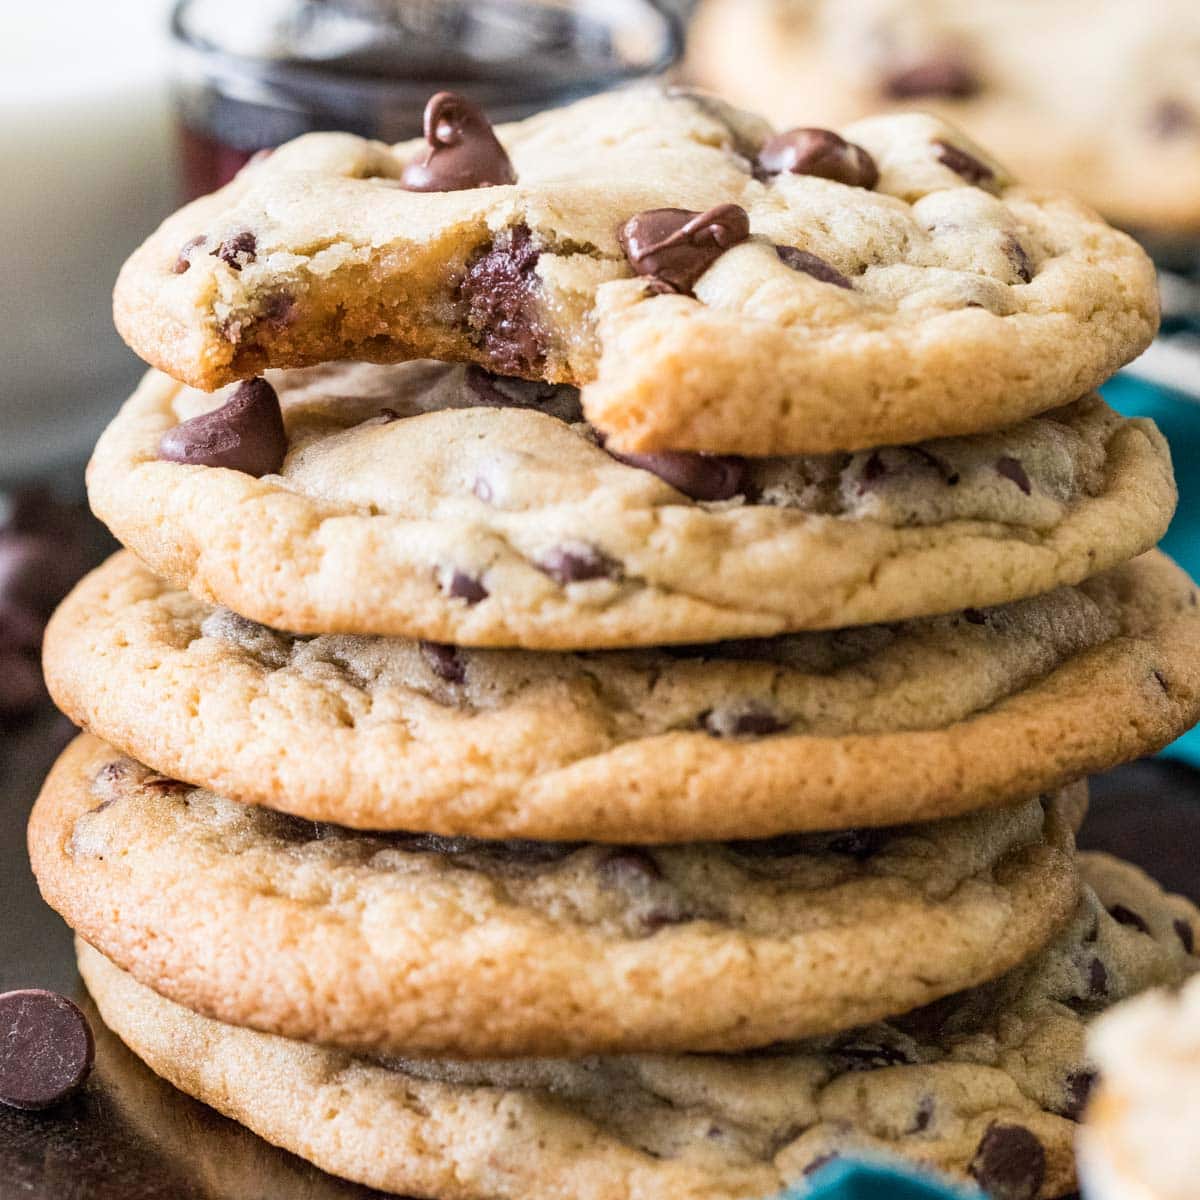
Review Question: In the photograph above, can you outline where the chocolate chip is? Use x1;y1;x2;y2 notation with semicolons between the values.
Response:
211;230;257;272
261;291;297;328
459;225;547;376
702;705;790;738
757;128;878;189
158;378;287;477
1109;904;1150;935
1174;918;1195;953
619;205;751;296
995;456;1032;495
535;543;620;586
963;609;988;625
831;1037;914;1071
604;446;746;501
1058;1070;1097;1122
173;235;206;274
802;1151;840;1178
1006;237;1034;284
861;452;886;485
883;57;981;100
910;446;960;486
419;641;465;684
0;990;94;1110
402;91;516;192
445;570;488;605
934;139;995;186
775;245;853;289
909;1095;935;1133
1154;670;1170;693
968;1123;1046;1200
1088;957;1109;998
826;828;886;861
598;848;664;885
1149;99;1198;139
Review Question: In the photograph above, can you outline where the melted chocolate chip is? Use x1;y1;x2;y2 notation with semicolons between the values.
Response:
1088;957;1109;998
703;705;790;738
1109;904;1150;934
157;378;287;477
535;543;620;586
963;609;988;625
402;91;516;192
1058;1069;1097;1122
934;139;995;186
261;291;297;328
861;451;886;485
1150;98;1198;139
419;641;465;684
1006;237;1034;283
831;1037;914;1071
604;446;746;501
0;990;94;1110
883;57;981;100
211;230;257;272
1174;917;1195;954
995;456;1032;495
802;1151;841;1178
757;128;878;189
445;570;488;605
619;205;751;296
968;1123;1046;1200
909;1095;935;1133
173;235;206;274
775;245;853;289
1154;670;1170;693
459;225;547;376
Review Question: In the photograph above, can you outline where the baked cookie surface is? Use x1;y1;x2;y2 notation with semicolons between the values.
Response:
690;0;1200;236
33;734;1082;1058
112;87;1158;455
77;854;1198;1200
44;551;1200;840
86;361;1176;649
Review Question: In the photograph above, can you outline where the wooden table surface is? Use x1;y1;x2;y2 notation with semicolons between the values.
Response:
2;708;1196;1199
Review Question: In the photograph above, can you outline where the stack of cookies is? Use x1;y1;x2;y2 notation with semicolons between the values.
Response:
30;87;1200;1199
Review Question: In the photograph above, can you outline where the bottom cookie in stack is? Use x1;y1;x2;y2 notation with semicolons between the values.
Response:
1077;960;1200;1200
75;854;1196;1200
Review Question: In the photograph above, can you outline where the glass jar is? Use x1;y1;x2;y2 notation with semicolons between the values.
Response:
171;0;682;198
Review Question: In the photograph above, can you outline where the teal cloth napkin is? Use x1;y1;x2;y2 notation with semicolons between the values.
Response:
1103;374;1200;767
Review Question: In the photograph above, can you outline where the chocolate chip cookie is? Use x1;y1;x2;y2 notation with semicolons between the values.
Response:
689;0;1200;236
32;734;1082;1058
43;551;1200;841
75;854;1198;1200
85;360;1175;649
111;87;1158;455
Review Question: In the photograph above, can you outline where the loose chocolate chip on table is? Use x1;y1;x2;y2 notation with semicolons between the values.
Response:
211;230;257;272
757;128;879;190
419;641;465;685
883;56;981;100
0;990;94;1110
459;225;547;376
968;1123;1046;1200
604;445;746;502
1108;904;1151;934
995;456;1032;495
402;91;516;192
934;139;995;186
445;570;488;605
619;205;751;296
775;246;853;289
1175;917;1195;953
173;235;206;274
536;543;620;586
1058;1069;1097;1122
158;377;288;477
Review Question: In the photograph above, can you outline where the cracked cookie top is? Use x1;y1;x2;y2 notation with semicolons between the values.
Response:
690;0;1200;237
86;359;1175;649
34;732;1081;1058
113;87;1158;455
77;853;1199;1200
44;550;1200;839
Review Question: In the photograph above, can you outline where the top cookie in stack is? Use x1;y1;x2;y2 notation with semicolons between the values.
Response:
34;85;1200;1199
